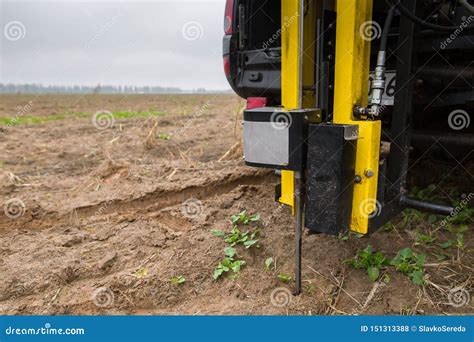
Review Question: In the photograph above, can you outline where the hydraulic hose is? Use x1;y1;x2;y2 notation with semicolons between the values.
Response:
396;1;474;32
380;3;397;52
368;4;397;116
459;0;474;15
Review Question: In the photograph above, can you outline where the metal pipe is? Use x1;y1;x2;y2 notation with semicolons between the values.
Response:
400;196;454;216
383;130;474;149
294;171;304;296
411;131;474;150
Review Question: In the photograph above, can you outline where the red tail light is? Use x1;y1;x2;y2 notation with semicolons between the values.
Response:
223;55;231;78
224;0;234;34
247;97;267;110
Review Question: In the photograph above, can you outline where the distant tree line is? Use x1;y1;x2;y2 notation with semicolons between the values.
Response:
0;84;230;94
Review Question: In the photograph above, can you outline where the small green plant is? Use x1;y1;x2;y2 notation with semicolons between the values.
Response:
390;248;427;285
231;210;260;225
213;247;246;280
337;231;364;241
210;211;261;281
450;205;474;225
158;133;171;140
415;231;436;246
410;184;438;201
337;233;349;241
170;275;186;285
440;225;469;250
451;225;468;249
433;252;450;261
211;229;225;237
211;211;261;248
402;209;426;226
349;245;389;282
277;273;292;283
427;215;438;224
133;267;148;279
264;257;274;271
382;222;397;232
223;226;259;248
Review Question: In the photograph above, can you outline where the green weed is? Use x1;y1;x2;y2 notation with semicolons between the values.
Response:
415;231;436;246
158;133;171;140
390;248;427;285
264;257;274;271
170;275;186;285
213;247;246;280
0;110;167;127
277;273;292;283
349;245;389;282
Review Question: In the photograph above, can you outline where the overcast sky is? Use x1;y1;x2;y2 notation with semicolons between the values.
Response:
0;0;229;90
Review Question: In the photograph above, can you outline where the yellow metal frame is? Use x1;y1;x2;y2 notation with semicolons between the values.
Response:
280;0;318;211
333;0;381;234
280;0;380;233
279;0;301;210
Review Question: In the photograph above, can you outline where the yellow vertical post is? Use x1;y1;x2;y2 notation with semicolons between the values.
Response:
279;0;302;210
333;0;381;234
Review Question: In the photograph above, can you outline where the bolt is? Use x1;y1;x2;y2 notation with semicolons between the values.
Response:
365;169;374;178
355;175;362;184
